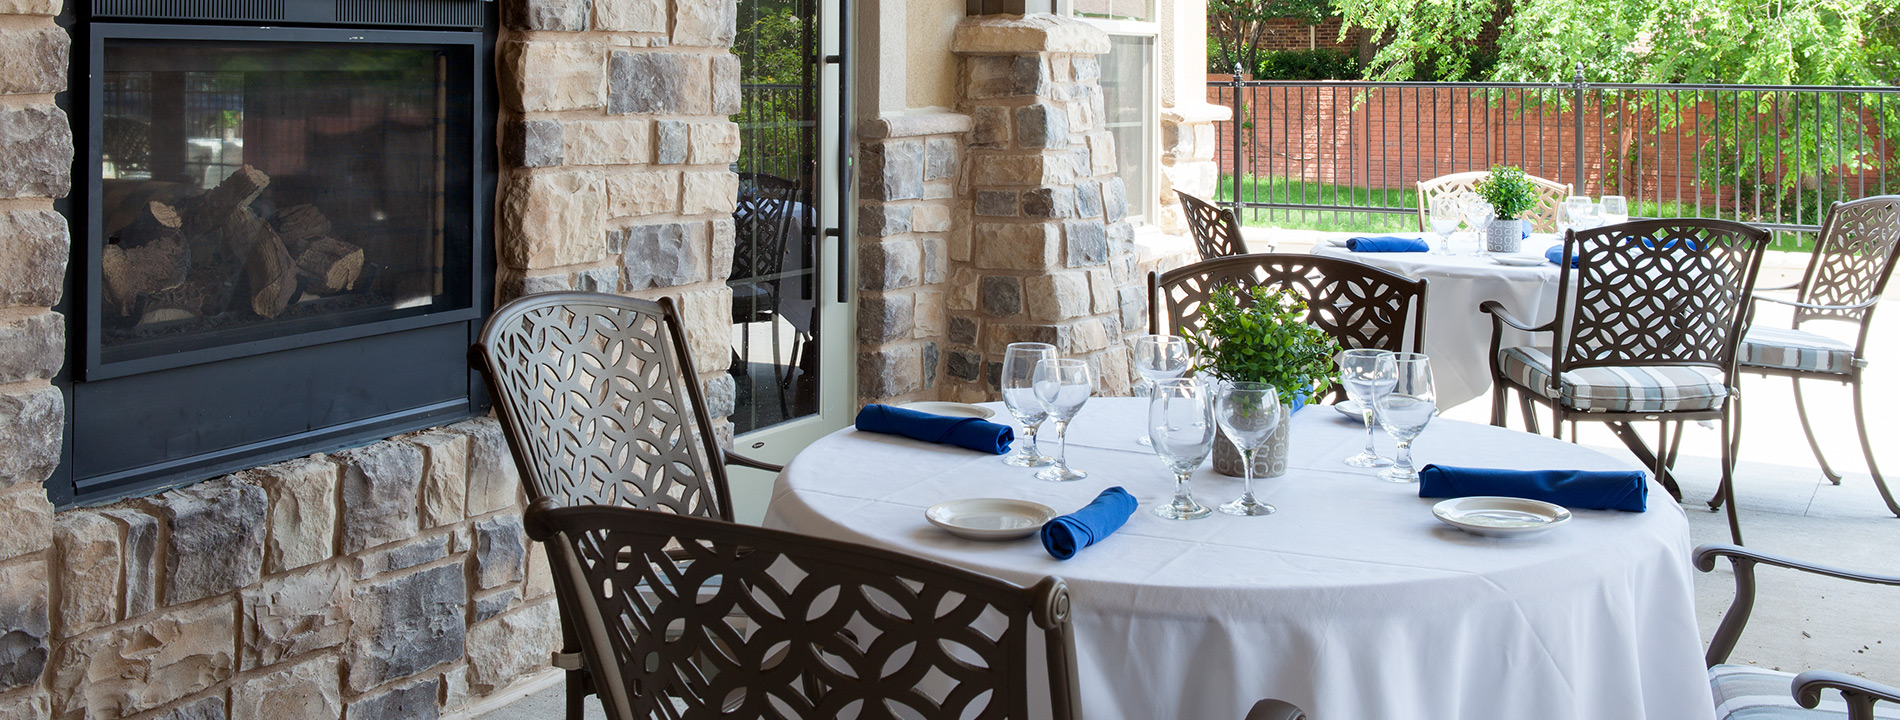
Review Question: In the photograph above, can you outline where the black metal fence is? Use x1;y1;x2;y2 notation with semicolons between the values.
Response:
1208;72;1900;246
735;83;814;182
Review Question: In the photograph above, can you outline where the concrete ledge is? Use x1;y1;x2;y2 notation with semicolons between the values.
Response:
862;111;974;140
952;13;1111;55
1162;102;1232;125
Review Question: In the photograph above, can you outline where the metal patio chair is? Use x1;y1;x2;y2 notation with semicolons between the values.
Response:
1150;253;1428;403
471;291;782;720
1697;543;1900;719
1177;190;1260;260
1415;171;1573;233
731;172;808;417
524;501;1082;720
1736;195;1900;518
1483;219;1770;543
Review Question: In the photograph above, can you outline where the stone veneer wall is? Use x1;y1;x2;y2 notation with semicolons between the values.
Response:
1156;104;1230;235
855;113;969;404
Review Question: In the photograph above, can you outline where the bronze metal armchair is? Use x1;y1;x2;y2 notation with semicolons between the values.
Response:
1176;190;1260;260
1415;170;1573;234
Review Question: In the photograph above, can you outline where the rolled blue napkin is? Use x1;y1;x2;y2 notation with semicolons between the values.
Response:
1345;236;1429;253
1418;464;1647;512
1041;487;1138;560
853;404;1013;455
1544;244;1576;267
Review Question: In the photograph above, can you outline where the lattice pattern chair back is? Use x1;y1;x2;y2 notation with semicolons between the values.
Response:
1551;219;1770;375
473;292;732;520
733;173;801;287
525;502;1081;720
1176;190;1249;260
1415;171;1572;233
1795;196;1900;327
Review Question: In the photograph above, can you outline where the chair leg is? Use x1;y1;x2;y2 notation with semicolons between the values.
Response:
565;669;590;720
1792;378;1845;485
1721;407;1744;545
1852;378;1900;518
1490;385;1509;428
1518;393;1541;435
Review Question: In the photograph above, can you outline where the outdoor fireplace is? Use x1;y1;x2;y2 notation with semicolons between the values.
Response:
57;7;496;506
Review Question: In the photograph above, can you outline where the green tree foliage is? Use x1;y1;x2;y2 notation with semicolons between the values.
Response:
734;0;810;84
1208;0;1333;76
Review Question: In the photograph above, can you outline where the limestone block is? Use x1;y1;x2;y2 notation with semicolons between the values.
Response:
347;563;466;692
593;0;663;32
347;676;440;720
0;0;60;14
473;514;527;590
856;203;911;238
0;692;46;720
49;599;236;718
672;0;735;46
1070;316;1112;354
975;190;1018;217
681;171;738;216
610;51;710;115
1100;342;1132;396
248;457;339;574
858;293;914;343
858;238;920;291
442;665;471;712
946;350;982;382
709;218;735;280
239;563;348;670
498;41;604;112
336;439;425;554
524;545;554;600
152;695;223;720
1103;176;1128;224
0;206;66;308
970;105;1009;148
979;276;1022;318
1118;286;1146;333
951;13;1111;55
912;203;951;233
618;221;707;290
974;223;1059;270
564;119;650;166
970;154;1061;187
353;534;450;580
0;486;51;562
711;55;741;115
675;287;733;373
52;512;118;635
914;290;944;339
504;118;563;168
1066;94;1094;133
924;137;959;181
0;561;47;692
1025;271;1091;321
1015;104;1069;150
230;655;341;720
655;120;688;164
858;345;922;399
471;587;517;624
0;103;71;199
499;170;607;270
0;387;60;489
99;508;156;618
0;311;62;384
1075;179;1104;218
409;432;468;529
159;476;267;606
606;170;678;218
449;417;520;517
861;140;924;201
701;372;735;418
921;237;946;284
1087;267;1116;314
503;0;588;31
946;267;980;311
687;122;740;165
466;602;559;693
947;315;979;347
963;55;1045;99
1063;220;1108;267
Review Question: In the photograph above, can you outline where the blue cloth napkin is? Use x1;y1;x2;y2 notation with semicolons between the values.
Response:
1544;244;1576;267
1041;487;1138;560
853;404;1014;455
1346;236;1429;253
1418;464;1647;512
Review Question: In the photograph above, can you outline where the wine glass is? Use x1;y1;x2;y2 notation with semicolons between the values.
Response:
1131;334;1193;446
1000;342;1057;468
1601;195;1630;225
1149;378;1215;520
1336;349;1396;468
1214;381;1281;516
1428;195;1461;256
1031;358;1092;482
1375;353;1436;483
1563;197;1602;234
1460;196;1494;255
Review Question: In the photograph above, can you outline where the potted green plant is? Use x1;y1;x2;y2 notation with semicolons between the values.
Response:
1473;165;1537;253
1182;285;1341;478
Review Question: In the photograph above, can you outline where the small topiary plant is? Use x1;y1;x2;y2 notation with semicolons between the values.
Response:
1474;165;1538;220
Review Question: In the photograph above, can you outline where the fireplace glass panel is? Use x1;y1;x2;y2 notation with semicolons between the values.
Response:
95;38;473;367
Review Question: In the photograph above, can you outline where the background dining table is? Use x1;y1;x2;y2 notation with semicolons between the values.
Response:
764;397;1714;720
1309;231;1566;408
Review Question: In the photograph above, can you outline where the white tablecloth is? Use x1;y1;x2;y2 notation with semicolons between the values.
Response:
764;398;1713;720
1311;233;1564;408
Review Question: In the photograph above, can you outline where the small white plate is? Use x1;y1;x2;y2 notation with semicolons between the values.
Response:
898;401;996;420
1490;254;1549;267
1322;237;1350;247
1432;496;1572;538
1334;399;1367;419
925;499;1058;540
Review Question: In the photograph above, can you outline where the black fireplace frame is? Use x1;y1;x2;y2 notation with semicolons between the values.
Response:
53;3;498;508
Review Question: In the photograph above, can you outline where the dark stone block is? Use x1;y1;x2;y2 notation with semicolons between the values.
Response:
856;203;912;238
946;350;981;382
858;239;920;292
0;104;71;199
975;190;1019;217
1063;220;1108;267
1022;187;1075;219
349;677;441;720
971;105;1010;147
1014;104;1068;150
474;515;527;590
1103;176;1128;223
336;440;425;554
505;119;564;168
504;0;589;31
922;342;939;389
471;589;517;624
980;276;1023;317
0;562;47;692
153;695;225;720
160;476;267;605
349;565;465;691
947;315;979;347
861;140;924;201
609;51;709;115
655;120;689;164
1074;180;1104;218
858;294;914;343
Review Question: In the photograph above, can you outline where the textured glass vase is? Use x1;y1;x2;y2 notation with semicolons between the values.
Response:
1486;219;1523;253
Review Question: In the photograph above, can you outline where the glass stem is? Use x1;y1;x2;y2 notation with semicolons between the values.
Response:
1394;439;1414;474
1173;471;1193;508
1240;448;1257;501
1020;423;1041;456
1053;419;1071;469
1362;412;1378;456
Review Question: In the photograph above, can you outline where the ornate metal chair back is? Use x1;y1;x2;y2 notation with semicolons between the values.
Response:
1794;196;1900;334
1415;171;1573;233
1176;190;1249;260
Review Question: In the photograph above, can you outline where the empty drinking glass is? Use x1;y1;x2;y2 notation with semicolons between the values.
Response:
1149;378;1215;520
1000;342;1057;468
1032;358;1093;482
1215;381;1281;516
1336;349;1396;468
1428;194;1462;256
1375;353;1436;483
1460;196;1494;255
1563;197;1603;233
1132;334;1193;446
1601;195;1630;225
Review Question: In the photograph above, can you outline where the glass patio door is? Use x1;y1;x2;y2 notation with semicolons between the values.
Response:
725;0;849;522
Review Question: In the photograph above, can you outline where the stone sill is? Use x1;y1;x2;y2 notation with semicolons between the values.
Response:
862;110;973;140
1162;102;1232;125
952;13;1111;55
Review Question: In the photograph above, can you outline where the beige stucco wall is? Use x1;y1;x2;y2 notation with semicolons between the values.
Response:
905;0;966;109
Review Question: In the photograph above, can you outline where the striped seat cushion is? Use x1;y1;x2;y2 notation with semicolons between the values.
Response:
1741;327;1857;374
1711;663;1900;719
1498;346;1729;413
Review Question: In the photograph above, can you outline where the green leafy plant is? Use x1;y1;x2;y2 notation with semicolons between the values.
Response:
1473;165;1538;220
1182;285;1340;405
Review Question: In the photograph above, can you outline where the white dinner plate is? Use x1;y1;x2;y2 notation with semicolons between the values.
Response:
1432;496;1573;538
899;401;996;420
1489;254;1549;267
1321;237;1350;247
1334;399;1366;419
925;498;1058;540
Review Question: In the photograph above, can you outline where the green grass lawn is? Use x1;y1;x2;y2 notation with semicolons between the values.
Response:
1216;174;1817;252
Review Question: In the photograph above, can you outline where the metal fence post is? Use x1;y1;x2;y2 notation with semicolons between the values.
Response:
1231;63;1244;211
1573;62;1587;193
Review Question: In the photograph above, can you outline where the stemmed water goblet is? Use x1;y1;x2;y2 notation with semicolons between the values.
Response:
1374;353;1437;483
1214;381;1281;516
1032;358;1093;482
1336;349;1396;468
1000;342;1057;468
1601;195;1630;226
1428;194;1462;256
1461;196;1494;255
1563;196;1603;234
1132;334;1193;446
1149;378;1215;520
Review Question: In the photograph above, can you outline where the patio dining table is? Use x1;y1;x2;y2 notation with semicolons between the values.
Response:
763;397;1714;720
1309;231;1566;408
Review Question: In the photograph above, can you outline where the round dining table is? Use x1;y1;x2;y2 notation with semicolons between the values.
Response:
1309;232;1566;408
763;398;1714;720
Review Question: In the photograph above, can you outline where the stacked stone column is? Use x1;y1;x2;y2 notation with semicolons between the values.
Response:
941;15;1141;401
1157;104;1231;234
855;114;968;404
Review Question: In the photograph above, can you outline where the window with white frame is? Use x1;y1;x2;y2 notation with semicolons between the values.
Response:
1068;0;1159;225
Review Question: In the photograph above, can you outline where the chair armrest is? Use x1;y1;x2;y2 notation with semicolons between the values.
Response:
1752;294;1880;312
723;450;784;473
1694;543;1900;666
1693;543;1900;586
1794;670;1900;720
1478;301;1555;333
